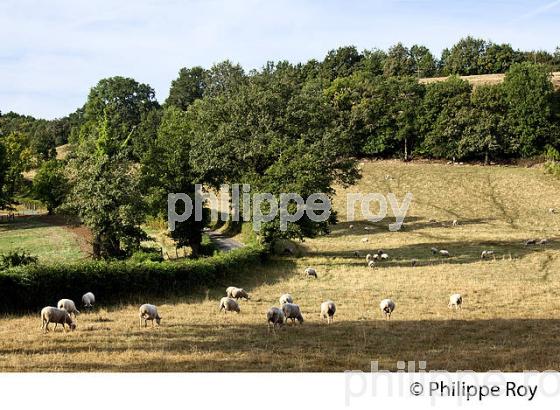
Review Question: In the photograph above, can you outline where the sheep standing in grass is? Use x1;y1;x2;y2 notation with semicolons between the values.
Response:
525;239;537;246
305;267;317;278
282;303;304;324
448;294;463;309
57;299;80;317
380;253;389;261
481;250;495;259
320;300;336;324
219;297;240;314
279;294;293;305
431;247;439;255
366;254;374;263
82;292;95;309
368;260;376;269
267;307;285;331
139;304;162;327
41;307;76;332
439;249;450;257
226;286;250;300
379;299;395;319
538;239;549;246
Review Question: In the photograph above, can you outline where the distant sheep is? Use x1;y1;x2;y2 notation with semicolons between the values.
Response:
448;294;463;309
279;294;294;305
549;208;556;214
525;239;537;246
431;247;439;255
267;307;285;330
353;251;360;257
349;224;354;229
380;253;389;261
82;292;95;308
538;239;549;246
366;254;374;263
411;259;418;267
282;303;304;324
305;267;317;278
452;219;459;227
368;260;376;269
226;286;250;300
219;297;240;314
139;304;162;327
41;307;76;332
439;249;450;257
57;299;80;317
320;300;336;324
481;250;495;259
379;299;395;319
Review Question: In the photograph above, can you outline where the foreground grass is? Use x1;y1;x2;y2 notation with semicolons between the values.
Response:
0;216;86;263
0;161;559;371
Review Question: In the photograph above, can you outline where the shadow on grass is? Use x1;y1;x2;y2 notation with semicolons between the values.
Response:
14;319;560;372
299;238;559;270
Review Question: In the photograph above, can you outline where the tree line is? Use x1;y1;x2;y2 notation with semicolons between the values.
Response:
1;37;560;259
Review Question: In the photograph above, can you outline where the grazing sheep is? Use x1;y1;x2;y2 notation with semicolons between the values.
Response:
448;294;463;309
320;300;336;324
279;294;294;305
452;219;459;227
41;307;76;332
439;249;450;257
481;250;495;259
305;267;317;278
82;292;95;309
379;299;396;319
361;237;369;243
364;226;371;231
282;303;304;324
380;253;389;261
366;254;374;262
353;251;360;257
368;260;376;269
57;299;80;317
219;297;240;314
267;307;285;330
139;304;162;327
379;299;395;319
431;247;439;255
549;208;556;214
525;239;537;246
372;254;380;261
349;224;354;229
226;286;250;300
538;239;549;246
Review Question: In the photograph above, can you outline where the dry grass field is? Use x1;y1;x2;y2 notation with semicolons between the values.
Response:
1;161;560;372
420;71;560;89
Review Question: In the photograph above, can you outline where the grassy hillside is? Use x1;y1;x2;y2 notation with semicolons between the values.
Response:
0;161;559;371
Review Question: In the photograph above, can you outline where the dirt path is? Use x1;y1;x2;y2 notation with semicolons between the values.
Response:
207;231;244;251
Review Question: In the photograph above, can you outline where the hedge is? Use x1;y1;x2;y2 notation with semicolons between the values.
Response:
0;245;267;313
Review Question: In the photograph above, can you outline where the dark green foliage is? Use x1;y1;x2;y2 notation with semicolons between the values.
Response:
32;159;68;214
0;250;38;269
0;245;266;313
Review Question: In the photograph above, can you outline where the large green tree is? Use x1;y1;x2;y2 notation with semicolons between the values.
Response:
166;66;207;110
32;159;68;215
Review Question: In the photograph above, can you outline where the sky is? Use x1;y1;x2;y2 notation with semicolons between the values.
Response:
1;0;559;119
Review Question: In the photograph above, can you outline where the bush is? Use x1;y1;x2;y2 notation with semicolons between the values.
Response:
0;245;267;313
0;250;38;269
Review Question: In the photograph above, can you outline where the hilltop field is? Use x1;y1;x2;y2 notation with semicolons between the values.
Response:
0;160;559;372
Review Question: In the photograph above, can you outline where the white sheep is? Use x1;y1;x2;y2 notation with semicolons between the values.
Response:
282;303;304;324
549;208;556;214
481;250;495;259
379;299;395;319
267;307;285;330
41;307;76;332
431;247;439;255
82;292;95;308
219;297;240;313
380;253;389;260
139;304;162;327
448;294;463;309
305;267;317;278
349;224;354;229
538;239;549;246
226;286;250;300
320;300;336;324
368;260;376;269
57;299;80;317
366;254;374;262
439;249;450;257
279;294;294;305
452;219;459;227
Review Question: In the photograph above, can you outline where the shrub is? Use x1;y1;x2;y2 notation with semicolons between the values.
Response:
0;245;266;313
0;250;38;269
